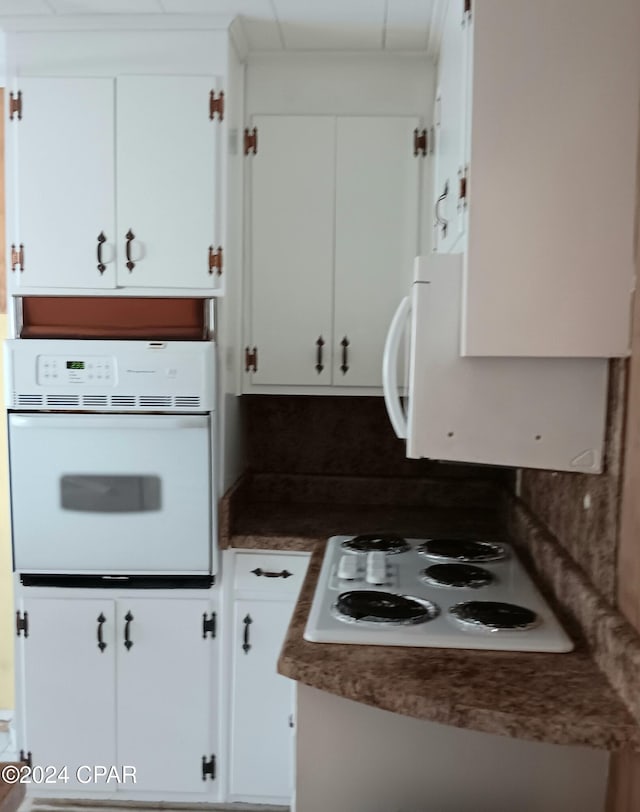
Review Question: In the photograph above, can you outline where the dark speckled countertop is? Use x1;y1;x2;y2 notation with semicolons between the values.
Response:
220;473;640;752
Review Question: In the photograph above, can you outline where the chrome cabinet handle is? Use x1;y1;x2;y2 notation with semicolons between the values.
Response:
97;613;106;652
435;181;449;237
125;230;135;272
315;336;325;373
124;611;134;650
242;614;252;654
97;232;106;274
340;336;350;374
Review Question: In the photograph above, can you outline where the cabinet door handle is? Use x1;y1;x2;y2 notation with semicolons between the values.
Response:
435;181;449;237
125;229;135;272
97;232;106;274
340;336;350;374
242;614;252;654
97;613;106;653
124;611;134;650
251;567;292;579
315;336;325;373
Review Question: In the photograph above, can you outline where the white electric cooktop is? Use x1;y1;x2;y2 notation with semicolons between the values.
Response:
304;534;573;653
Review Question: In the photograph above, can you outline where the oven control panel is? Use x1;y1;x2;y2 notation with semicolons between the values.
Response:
36;355;115;386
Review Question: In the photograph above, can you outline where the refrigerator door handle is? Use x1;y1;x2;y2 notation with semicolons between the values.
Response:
382;296;410;440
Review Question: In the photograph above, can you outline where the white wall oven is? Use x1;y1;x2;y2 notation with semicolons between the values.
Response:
5;339;217;582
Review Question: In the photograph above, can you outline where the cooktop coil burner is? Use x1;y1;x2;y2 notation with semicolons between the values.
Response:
449;601;539;632
304;535;574;652
421;563;494;589
341;534;411;555
333;590;439;626
417;538;506;563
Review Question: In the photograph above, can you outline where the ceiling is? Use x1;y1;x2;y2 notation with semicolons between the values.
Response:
0;0;441;52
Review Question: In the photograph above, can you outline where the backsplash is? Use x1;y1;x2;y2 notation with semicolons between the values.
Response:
518;360;627;603
244;395;514;482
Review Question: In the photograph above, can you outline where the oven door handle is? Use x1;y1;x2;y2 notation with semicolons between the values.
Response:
9;414;209;430
382;296;410;440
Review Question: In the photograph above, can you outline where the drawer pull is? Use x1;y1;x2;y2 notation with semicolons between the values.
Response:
242;614;252;654
251;567;293;579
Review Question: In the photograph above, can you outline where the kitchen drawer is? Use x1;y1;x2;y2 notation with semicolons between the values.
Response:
233;552;309;594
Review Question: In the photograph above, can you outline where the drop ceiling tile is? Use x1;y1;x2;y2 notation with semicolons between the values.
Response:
48;0;163;13
274;0;385;50
0;0;53;14
385;0;434;50
159;0;274;15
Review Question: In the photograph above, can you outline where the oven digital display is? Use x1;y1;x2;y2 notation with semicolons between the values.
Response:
66;361;85;370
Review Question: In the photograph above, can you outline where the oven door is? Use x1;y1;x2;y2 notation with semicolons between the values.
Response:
8;413;212;574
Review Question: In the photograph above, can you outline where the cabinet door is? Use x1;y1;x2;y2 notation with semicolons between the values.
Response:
11;78;116;290
432;0;468;253
248;116;335;386
462;0;640;357
20;598;116;790
333;116;420;387
116;598;215;794
228;598;296;802
116;76;219;289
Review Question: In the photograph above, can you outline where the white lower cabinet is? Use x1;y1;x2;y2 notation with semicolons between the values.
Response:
225;550;310;804
16;591;218;800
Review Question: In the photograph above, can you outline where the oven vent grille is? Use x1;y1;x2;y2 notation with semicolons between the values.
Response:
46;395;80;407
16;394;43;406
175;396;201;409
139;396;172;408
111;396;136;408
83;395;108;407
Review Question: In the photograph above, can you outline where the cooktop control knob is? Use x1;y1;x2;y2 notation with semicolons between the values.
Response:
366;551;387;585
337;554;358;581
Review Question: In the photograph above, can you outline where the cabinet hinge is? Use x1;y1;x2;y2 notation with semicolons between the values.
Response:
208;245;223;275
202;612;216;639
201;754;216;781
413;128;428;157
19;750;32;769
11;244;24;272
209;90;224;121
244;127;258;155
245;346;258;373
16;610;29;638
9;90;22;121
463;0;472;22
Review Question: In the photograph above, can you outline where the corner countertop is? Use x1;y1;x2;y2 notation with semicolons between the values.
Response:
221;473;640;752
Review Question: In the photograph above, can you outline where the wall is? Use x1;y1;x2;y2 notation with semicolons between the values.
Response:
518;359;627;603
0;314;11;709
0;80;11;708
245;394;513;483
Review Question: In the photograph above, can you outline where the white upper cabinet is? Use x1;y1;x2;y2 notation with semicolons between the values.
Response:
116;76;219;290
245;114;421;393
8;75;222;294
333;117;420;387
11;78;117;290
432;0;468;253
436;0;640;358
248;116;335;387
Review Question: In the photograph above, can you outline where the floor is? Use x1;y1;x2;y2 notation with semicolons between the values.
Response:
21;803;288;812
